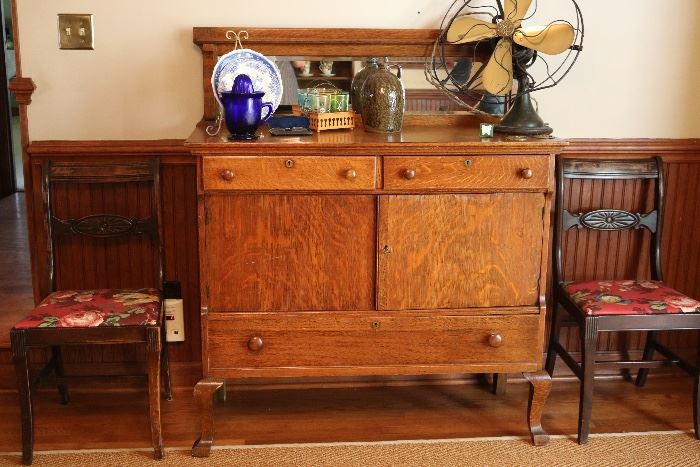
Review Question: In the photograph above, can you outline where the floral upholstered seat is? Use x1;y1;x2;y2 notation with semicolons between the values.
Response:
13;288;162;329
563;280;700;316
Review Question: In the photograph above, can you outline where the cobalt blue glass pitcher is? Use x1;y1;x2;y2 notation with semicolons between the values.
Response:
221;74;274;140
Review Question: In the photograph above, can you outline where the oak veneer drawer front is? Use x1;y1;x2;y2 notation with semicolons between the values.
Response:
203;156;377;191
207;312;541;370
383;155;550;190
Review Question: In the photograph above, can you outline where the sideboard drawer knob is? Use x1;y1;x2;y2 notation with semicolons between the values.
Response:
220;169;235;181
488;332;503;348
247;336;264;352
520;168;534;179
345;169;358;180
403;169;417;180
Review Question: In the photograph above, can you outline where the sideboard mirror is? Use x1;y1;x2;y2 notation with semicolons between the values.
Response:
193;27;487;121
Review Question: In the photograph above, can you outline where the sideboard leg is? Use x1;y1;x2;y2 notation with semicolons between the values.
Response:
524;370;552;446
192;378;225;458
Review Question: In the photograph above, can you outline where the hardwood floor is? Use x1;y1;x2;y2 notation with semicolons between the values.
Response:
0;375;695;454
0;193;33;349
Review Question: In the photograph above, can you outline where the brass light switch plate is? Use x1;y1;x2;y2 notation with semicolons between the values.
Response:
58;14;94;50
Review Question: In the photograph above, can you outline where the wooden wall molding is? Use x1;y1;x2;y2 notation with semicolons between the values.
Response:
28;140;188;156
27;140;190;166
564;138;700;160
7;77;35;105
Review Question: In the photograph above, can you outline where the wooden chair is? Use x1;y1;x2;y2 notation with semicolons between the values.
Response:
545;157;700;443
10;160;172;464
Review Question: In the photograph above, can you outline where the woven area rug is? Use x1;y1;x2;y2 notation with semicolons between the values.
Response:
1;431;699;466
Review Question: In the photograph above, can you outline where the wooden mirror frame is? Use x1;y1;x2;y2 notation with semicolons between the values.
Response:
193;27;476;121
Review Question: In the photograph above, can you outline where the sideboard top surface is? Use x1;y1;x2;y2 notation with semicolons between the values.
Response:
186;118;568;156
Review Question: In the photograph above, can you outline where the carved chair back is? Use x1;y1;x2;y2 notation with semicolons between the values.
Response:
42;160;163;293
554;157;664;287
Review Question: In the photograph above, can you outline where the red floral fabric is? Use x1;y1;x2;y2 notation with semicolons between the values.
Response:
563;280;700;316
13;288;161;329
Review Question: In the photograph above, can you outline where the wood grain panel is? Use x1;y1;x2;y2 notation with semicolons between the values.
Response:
204;194;376;312
378;193;545;310
206;311;541;376
202;156;377;191
383;155;550;191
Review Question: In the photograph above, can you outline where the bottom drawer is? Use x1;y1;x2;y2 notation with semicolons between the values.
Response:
206;312;542;375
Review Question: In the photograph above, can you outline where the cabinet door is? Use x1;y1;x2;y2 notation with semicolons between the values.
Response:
378;193;544;310
205;194;376;312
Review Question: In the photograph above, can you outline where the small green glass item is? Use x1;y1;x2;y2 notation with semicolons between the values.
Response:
480;123;495;138
350;57;381;115
360;60;405;134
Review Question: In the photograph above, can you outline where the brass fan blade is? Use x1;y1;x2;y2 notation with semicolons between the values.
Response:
504;0;533;25
482;39;513;96
513;23;576;55
446;16;497;44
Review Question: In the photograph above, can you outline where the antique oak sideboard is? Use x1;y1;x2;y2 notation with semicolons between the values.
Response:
187;28;567;456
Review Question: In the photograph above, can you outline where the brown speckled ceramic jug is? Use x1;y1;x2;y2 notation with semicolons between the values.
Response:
350;58;381;115
360;60;405;133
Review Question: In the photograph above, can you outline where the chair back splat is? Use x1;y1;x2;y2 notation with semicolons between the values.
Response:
42;160;164;294
553;157;664;287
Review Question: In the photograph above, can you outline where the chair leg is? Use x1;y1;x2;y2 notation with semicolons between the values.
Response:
545;304;564;376
635;330;657;387
694;336;700;440
578;317;598;444
11;330;34;465
146;327;164;460
51;346;70;405
160;327;173;401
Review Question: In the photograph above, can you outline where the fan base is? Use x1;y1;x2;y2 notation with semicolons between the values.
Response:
494;122;553;136
494;86;553;136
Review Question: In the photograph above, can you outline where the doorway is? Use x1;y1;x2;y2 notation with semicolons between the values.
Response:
0;0;33;337
1;0;20;197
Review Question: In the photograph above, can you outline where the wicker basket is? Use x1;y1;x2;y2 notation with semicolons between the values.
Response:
291;105;356;132
307;111;356;132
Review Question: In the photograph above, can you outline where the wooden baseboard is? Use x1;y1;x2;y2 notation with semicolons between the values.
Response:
0;348;690;393
0;359;202;391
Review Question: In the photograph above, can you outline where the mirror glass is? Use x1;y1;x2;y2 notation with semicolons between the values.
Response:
270;56;481;113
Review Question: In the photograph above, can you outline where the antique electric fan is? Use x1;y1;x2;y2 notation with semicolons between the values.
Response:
426;0;584;135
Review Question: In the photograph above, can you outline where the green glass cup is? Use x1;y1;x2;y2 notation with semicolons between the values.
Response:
330;92;349;112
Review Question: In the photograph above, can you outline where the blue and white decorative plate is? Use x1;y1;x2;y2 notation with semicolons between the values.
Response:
211;48;283;112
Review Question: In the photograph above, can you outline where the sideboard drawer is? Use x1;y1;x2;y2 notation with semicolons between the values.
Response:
206;312;541;373
383;155;550;190
203;156;377;191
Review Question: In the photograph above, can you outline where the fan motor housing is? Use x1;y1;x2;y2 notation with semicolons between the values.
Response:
496;20;516;37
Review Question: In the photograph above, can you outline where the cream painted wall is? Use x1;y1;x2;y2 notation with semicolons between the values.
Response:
15;0;700;139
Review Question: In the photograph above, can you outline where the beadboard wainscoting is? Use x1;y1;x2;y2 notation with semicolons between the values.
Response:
0;138;698;390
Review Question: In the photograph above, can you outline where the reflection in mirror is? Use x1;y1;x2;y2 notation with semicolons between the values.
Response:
270;56;487;113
